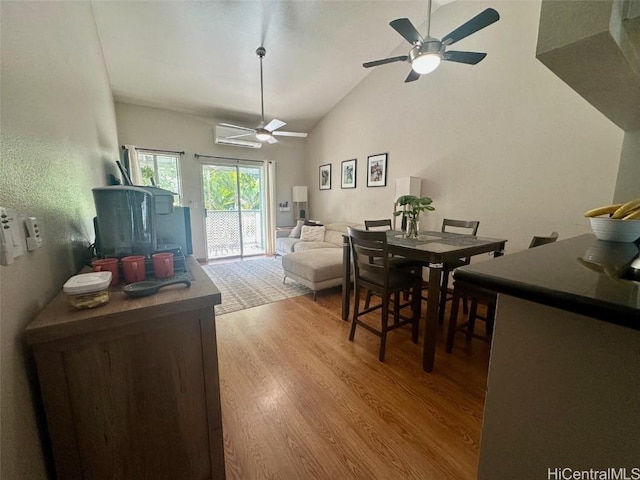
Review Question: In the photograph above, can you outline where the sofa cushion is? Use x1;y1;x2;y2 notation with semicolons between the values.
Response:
293;241;338;252
288;220;305;238
276;237;300;254
300;225;325;242
282;248;343;283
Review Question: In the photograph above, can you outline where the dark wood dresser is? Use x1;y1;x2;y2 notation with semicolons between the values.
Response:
25;257;225;479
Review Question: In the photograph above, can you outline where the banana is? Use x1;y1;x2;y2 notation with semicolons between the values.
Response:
623;207;640;220
611;197;640;219
584;204;623;217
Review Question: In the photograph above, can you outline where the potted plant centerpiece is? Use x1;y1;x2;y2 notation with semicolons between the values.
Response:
393;195;435;238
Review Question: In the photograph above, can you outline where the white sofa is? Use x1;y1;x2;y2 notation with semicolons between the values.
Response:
277;222;355;299
275;222;348;256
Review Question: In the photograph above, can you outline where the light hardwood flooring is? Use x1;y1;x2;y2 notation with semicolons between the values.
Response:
216;287;491;480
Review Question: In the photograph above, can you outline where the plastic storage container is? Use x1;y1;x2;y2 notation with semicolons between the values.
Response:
64;271;112;309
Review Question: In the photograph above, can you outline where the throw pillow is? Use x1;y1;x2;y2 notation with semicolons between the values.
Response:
288;220;305;238
300;225;326;242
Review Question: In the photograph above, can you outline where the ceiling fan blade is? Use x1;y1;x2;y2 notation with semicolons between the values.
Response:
272;131;308;138
441;8;500;46
404;70;421;83
224;133;256;140
390;18;423;45
266;135;278;144
363;55;409;68
264;118;286;132
444;50;487;65
218;122;257;133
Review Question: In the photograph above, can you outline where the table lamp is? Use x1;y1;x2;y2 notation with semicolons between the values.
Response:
292;186;308;220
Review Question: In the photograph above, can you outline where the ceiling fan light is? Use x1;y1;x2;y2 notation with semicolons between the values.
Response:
412;53;441;74
255;131;271;142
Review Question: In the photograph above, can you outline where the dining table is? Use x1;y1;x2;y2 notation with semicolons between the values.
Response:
342;229;507;372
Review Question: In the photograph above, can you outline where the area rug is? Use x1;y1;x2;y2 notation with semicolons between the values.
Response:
201;257;312;316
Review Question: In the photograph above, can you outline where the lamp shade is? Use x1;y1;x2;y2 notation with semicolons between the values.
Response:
292;186;308;202
395;177;421;201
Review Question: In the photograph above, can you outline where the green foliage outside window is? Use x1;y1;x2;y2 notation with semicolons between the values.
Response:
203;167;261;211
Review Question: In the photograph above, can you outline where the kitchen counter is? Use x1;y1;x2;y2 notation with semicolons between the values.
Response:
454;233;640;328
457;235;640;479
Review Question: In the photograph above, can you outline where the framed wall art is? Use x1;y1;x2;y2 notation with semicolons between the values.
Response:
341;159;357;189
367;153;387;187
319;163;331;190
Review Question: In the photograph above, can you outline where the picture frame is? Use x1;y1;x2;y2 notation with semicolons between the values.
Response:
367;153;387;187
341;159;357;189
319;163;331;190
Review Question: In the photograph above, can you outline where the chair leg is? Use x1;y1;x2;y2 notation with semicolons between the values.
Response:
364;290;372;309
438;270;449;324
349;286;361;342
446;288;461;353
466;300;478;342
411;283;420;343
393;291;400;325
379;295;389;362
486;302;496;336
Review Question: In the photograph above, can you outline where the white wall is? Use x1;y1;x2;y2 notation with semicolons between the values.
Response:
305;0;624;252
0;2;120;478
115;103;307;258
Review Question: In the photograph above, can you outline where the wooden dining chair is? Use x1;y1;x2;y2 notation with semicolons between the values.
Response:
347;227;422;362
421;219;480;323
445;232;559;353
363;219;424;308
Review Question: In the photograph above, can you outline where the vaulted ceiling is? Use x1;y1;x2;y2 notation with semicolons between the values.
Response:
91;0;456;133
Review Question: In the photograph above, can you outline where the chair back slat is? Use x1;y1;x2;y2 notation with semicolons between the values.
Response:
364;219;392;231
348;227;390;286
529;231;559;248
442;219;480;235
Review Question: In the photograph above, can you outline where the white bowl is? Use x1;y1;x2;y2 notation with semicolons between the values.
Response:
588;217;640;242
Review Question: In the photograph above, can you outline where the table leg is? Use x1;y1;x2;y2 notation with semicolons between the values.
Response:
341;238;351;321
423;265;442;372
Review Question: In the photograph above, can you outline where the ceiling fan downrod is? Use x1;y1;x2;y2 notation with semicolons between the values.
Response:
256;46;266;126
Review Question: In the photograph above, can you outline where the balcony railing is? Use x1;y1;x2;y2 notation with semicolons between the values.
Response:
206;209;264;258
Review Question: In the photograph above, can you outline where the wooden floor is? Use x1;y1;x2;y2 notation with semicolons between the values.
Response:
216;287;492;480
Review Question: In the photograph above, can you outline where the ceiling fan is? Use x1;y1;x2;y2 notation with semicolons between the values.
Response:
220;47;308;144
363;0;499;83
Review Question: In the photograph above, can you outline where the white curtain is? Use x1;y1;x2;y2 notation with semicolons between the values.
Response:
124;144;143;185
264;161;277;255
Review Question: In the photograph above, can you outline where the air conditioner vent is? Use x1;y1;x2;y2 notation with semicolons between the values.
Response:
214;125;262;149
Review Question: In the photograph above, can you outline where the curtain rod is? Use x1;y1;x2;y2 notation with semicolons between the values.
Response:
121;146;185;155
194;153;271;164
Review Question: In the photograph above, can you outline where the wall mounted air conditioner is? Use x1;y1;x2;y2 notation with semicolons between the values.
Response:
214;124;262;149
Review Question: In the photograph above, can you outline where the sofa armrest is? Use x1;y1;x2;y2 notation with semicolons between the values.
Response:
276;228;293;238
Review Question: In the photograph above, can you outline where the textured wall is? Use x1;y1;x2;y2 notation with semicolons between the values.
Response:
0;2;119;478
305;0;624;252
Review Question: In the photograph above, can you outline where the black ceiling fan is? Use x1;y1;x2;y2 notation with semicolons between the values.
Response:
221;47;308;144
363;0;499;83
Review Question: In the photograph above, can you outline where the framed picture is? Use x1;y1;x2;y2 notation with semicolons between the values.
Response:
319;163;331;190
341;159;357;189
367;153;387;187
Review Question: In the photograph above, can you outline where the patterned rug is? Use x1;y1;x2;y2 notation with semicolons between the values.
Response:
201;257;312;316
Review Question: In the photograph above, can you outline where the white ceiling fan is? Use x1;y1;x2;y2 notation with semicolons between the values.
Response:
220;47;308;144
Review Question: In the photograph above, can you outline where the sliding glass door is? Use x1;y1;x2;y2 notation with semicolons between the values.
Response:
202;162;266;260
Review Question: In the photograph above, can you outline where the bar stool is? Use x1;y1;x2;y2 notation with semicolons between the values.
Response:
445;232;559;353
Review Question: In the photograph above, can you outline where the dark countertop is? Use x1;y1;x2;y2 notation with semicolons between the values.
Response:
454;234;640;329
